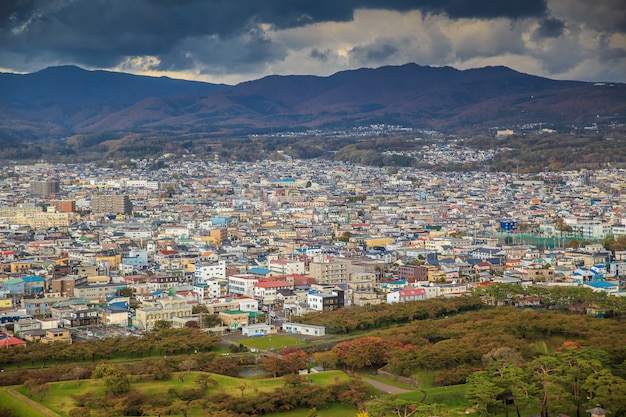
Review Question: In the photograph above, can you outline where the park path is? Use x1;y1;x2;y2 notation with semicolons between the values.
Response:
5;388;60;417
360;376;413;395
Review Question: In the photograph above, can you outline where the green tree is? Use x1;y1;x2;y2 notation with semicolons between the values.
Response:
465;370;505;416
583;369;626;415
92;363;131;395
555;346;608;417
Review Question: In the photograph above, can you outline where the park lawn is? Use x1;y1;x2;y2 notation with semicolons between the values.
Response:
0;387;50;417
396;383;467;409
235;335;302;350
411;369;438;388
357;372;416;390
18;379;108;416
307;370;351;386
15;370;354;416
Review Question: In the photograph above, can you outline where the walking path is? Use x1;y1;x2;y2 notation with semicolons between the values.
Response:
5;388;60;417
360;376;413;395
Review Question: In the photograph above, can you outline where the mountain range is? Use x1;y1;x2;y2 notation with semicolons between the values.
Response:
1;63;625;142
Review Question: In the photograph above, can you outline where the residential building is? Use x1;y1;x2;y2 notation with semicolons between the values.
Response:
91;194;133;215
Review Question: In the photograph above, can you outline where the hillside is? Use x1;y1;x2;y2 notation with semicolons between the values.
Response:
1;63;625;144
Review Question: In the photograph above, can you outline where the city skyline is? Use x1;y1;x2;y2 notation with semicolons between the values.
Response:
1;0;625;85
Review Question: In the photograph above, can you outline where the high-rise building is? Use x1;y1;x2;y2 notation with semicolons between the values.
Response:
30;180;60;197
90;194;133;215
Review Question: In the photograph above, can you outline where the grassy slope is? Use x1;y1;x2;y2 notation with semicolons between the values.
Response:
12;371;353;417
0;387;51;417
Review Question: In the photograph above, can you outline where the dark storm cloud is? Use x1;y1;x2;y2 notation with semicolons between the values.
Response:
0;0;550;71
534;17;566;38
350;43;399;63
310;48;332;62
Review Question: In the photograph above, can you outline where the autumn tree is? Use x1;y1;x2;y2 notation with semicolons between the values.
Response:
178;358;198;374
332;337;393;371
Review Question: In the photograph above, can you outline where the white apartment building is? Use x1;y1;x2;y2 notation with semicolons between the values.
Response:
565;218;613;239
195;261;226;284
228;274;259;297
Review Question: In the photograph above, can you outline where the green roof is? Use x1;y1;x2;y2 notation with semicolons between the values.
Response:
222;310;246;315
3;278;23;285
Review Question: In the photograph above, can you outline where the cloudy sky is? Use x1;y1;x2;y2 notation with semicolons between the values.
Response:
1;0;625;85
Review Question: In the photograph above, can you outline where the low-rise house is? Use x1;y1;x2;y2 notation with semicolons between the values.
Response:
282;322;326;336
241;323;274;337
0;334;27;348
102;306;130;327
41;328;72;345
386;288;427;303
219;310;249;330
253;280;293;305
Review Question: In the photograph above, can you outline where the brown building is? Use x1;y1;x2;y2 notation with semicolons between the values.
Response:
50;200;75;213
398;265;428;282
51;275;88;297
90;194;133;215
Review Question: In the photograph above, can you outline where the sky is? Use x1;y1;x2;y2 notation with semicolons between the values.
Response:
1;0;625;85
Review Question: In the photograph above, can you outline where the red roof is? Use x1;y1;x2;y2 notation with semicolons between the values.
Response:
0;336;27;347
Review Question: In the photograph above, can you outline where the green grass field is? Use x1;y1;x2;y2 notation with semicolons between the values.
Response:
235;335;304;350
0;387;51;417
9;370;353;417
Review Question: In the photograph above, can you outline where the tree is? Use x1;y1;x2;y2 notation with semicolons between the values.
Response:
529;356;562;417
281;349;310;374
153;320;172;331
145;358;171;380
313;351;339;369
332;337;392;371
555;346;609;417
65;366;88;388
263;354;286;377
68;408;90;417
92;363;131;395
583;369;626;416
24;380;49;402
178;358;198;374
465;371;505;416
195;373;218;391
567;238;580;249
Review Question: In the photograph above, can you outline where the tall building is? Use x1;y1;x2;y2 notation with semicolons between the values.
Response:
30;180;60;197
90;194;133;215
309;259;351;285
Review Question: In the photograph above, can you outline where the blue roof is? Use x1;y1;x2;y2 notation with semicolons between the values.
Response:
23;276;45;282
248;267;272;275
585;281;617;289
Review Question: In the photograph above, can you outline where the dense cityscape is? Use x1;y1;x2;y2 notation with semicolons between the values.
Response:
2;155;625;323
